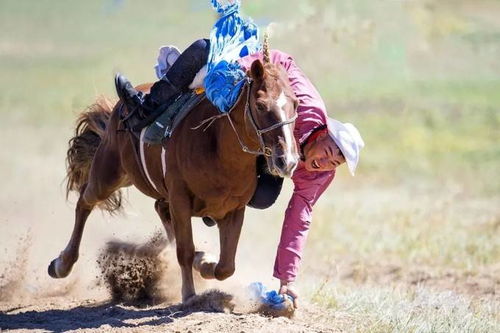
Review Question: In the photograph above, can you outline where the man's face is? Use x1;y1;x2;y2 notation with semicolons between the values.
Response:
303;132;346;172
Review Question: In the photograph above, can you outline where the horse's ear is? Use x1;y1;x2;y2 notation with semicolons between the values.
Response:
249;59;264;80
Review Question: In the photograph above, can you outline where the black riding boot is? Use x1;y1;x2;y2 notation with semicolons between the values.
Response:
117;74;180;120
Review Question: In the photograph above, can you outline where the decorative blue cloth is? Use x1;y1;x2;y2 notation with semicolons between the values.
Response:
204;0;261;113
248;282;294;310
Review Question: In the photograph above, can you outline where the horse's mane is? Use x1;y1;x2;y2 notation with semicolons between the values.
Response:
263;30;270;64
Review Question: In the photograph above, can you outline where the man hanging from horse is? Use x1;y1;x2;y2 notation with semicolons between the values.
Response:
115;0;364;308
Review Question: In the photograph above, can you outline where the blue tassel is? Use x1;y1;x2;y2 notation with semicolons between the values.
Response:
204;0;261;113
210;0;240;15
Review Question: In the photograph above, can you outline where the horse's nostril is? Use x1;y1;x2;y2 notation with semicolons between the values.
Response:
275;156;286;170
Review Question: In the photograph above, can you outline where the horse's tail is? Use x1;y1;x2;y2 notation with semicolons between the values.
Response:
65;97;122;213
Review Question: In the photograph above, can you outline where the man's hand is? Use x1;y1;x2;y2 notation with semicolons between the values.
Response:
279;280;299;309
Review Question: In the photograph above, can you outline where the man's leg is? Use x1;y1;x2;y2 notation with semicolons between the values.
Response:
116;39;210;121
146;39;210;108
166;39;210;89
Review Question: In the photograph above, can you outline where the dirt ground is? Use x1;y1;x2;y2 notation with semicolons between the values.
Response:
1;234;497;332
1;268;497;333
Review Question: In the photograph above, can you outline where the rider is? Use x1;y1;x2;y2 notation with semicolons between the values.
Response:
116;38;364;308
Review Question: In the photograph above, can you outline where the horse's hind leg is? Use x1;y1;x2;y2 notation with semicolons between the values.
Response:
48;143;125;278
154;199;175;243
48;187;94;278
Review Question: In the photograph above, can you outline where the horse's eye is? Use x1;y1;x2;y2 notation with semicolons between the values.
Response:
256;102;266;112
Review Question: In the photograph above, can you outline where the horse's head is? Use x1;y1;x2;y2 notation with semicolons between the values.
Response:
246;58;299;178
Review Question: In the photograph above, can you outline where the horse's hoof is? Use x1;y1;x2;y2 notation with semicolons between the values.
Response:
193;251;217;269
48;258;70;279
193;251;217;279
182;293;196;305
193;251;205;271
48;259;59;278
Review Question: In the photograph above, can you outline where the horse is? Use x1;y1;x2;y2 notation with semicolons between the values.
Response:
48;50;300;302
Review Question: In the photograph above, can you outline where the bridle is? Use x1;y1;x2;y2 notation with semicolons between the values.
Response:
194;78;297;157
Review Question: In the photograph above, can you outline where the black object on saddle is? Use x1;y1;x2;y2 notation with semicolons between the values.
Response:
247;156;284;209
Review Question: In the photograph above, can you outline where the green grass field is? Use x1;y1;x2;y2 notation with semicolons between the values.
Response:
1;0;499;332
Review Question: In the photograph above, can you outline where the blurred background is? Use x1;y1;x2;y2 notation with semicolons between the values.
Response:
0;0;498;331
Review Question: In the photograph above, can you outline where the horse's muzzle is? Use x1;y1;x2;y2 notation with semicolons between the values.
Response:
270;153;298;178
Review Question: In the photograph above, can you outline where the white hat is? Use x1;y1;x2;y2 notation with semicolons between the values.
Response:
327;118;365;176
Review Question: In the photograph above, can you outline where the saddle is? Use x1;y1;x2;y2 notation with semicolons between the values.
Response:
148;90;206;139
118;89;206;143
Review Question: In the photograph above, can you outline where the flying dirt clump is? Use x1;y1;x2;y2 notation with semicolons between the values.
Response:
96;232;170;304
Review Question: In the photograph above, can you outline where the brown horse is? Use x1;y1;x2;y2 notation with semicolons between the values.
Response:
48;55;299;302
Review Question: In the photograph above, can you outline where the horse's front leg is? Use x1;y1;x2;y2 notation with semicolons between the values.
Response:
169;193;196;302
194;207;244;281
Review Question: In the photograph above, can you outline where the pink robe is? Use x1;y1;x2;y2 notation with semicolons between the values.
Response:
238;50;335;282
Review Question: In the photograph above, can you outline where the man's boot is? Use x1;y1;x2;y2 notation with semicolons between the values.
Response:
115;73;147;116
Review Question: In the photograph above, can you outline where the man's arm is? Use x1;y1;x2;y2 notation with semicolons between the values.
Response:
273;167;334;282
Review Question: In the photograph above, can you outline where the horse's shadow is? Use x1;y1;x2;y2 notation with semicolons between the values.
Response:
0;290;235;332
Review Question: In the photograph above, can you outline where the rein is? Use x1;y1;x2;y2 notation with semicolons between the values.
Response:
192;78;297;157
